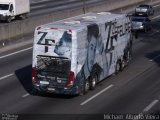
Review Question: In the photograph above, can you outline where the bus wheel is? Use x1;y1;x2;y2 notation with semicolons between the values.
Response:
83;80;89;94
126;51;132;64
121;59;125;71
115;61;121;74
89;75;97;90
31;87;39;96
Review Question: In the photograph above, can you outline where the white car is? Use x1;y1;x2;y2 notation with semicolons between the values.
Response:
135;4;154;16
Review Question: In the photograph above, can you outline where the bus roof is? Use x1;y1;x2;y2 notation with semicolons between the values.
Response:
38;12;127;31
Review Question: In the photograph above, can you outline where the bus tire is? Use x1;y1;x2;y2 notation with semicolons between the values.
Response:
89;75;97;90
126;50;132;64
83;80;89;94
120;59;125;71
115;61;121;74
31;87;39;96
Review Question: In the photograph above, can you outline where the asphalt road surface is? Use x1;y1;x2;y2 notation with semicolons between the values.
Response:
0;3;160;120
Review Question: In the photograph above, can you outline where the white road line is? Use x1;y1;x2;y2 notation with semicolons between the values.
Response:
0;73;14;81
22;93;30;98
31;5;46;9
31;0;51;4
0;47;32;59
149;54;160;61
149;31;158;37
153;4;160;8
80;84;114;106
143;100;159;112
40;0;50;2
152;15;160;20
31;1;36;4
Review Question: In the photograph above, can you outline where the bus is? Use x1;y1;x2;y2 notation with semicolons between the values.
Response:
32;12;132;95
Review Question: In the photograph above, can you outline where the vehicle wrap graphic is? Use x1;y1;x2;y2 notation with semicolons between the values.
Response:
32;13;131;94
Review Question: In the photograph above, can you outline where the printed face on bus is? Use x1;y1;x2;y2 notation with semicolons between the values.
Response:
54;31;72;58
87;35;97;71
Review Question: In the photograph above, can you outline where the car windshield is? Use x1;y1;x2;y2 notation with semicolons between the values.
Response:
0;4;9;10
132;18;144;22
139;5;149;8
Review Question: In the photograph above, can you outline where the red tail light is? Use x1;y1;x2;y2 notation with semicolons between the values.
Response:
32;67;37;84
65;71;75;88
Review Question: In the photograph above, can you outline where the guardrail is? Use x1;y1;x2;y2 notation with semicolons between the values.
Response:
0;0;146;47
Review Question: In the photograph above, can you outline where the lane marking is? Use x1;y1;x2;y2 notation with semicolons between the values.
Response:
31;0;63;5
153;4;160;8
0;47;32;59
22;93;30;98
40;0;51;2
152;15;160;20
143;100;159;112
31;0;50;4
149;31;159;37
149;54;160;61
30;1;37;4
80;84;114;106
0;73;14;81
31;5;46;9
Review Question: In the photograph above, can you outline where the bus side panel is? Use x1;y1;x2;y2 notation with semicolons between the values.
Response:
105;16;131;76
74;16;132;86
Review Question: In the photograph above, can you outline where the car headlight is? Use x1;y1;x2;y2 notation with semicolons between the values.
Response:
144;9;148;12
140;25;144;28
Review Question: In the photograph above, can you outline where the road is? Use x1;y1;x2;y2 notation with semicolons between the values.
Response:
5;0;108;18
0;3;160;120
0;0;108;26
